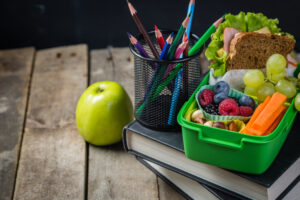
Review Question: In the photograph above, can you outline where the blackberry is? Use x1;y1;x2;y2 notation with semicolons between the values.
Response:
204;104;219;115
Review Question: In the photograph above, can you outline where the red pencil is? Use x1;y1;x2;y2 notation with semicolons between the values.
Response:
154;25;165;50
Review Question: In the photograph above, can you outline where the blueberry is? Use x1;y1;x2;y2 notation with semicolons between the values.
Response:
214;92;228;104
214;81;230;95
239;96;255;109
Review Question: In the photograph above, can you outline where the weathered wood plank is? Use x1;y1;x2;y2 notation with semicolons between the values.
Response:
88;47;160;200
0;47;35;200
13;45;88;200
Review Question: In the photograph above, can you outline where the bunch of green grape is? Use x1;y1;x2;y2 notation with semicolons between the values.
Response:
243;54;299;102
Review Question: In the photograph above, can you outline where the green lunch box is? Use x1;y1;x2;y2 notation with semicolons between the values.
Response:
177;73;298;174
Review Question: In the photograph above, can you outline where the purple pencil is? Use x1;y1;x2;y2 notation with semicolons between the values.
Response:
127;32;149;58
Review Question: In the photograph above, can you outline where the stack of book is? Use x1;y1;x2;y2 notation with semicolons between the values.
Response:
123;116;300;200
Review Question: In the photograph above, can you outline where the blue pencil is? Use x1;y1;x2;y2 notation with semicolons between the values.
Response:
185;0;195;37
143;33;174;101
168;0;195;125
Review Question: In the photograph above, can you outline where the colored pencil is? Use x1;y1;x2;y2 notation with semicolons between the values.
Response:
188;16;224;56
170;16;225;74
127;32;149;58
154;25;165;50
143;33;174;101
160;33;174;60
167;15;190;60
185;0;195;37
127;1;160;59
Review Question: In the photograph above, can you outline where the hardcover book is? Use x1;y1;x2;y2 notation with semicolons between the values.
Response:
123;117;300;200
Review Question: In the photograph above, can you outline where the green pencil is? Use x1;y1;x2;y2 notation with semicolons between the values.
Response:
188;16;224;56
167;15;190;59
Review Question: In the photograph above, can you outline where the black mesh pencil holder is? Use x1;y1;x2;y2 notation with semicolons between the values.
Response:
129;30;202;131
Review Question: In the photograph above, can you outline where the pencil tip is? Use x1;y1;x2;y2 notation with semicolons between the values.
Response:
213;17;224;28
167;33;174;44
189;0;195;5
127;1;137;15
154;25;158;31
127;32;132;38
182;16;190;28
183;31;187;40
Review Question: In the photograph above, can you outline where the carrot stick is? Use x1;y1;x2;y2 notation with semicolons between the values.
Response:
252;92;286;132
251;105;286;136
240;96;271;134
247;96;271;127
264;107;287;136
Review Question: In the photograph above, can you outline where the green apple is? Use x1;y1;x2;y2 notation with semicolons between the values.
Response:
76;81;133;146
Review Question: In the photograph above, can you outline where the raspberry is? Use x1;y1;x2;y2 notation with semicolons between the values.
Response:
239;106;253;117
198;89;215;107
218;98;240;116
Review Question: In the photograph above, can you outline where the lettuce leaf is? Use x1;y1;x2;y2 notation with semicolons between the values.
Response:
205;12;294;77
246;12;281;33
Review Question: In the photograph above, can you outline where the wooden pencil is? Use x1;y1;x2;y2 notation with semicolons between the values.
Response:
127;1;160;59
160;33;174;60
188;16;224;56
154;25;165;50
127;32;149;58
186;0;195;37
167;15;190;60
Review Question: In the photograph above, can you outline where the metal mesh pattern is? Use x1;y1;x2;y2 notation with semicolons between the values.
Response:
130;30;202;131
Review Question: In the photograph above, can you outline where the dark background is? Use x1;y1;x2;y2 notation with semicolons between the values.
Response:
1;0;300;51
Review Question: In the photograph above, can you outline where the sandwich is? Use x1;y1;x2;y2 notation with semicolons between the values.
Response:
205;12;296;76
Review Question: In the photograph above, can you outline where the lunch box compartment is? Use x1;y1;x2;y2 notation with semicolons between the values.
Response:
177;73;298;174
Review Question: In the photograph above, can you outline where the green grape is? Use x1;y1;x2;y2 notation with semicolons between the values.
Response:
266;54;286;74
244;86;257;96
267;71;286;83
286;76;298;87
295;93;300;111
275;79;297;98
256;82;275;101
243;70;265;88
298;72;300;79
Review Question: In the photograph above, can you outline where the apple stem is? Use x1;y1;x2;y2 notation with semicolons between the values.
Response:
97;88;104;93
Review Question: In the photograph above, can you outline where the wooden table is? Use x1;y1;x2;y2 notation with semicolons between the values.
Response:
0;45;192;200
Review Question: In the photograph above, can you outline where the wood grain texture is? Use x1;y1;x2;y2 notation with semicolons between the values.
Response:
13;45;88;200
88;47;160;200
0;47;35;200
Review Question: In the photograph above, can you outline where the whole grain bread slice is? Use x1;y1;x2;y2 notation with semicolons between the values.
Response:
227;32;295;70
